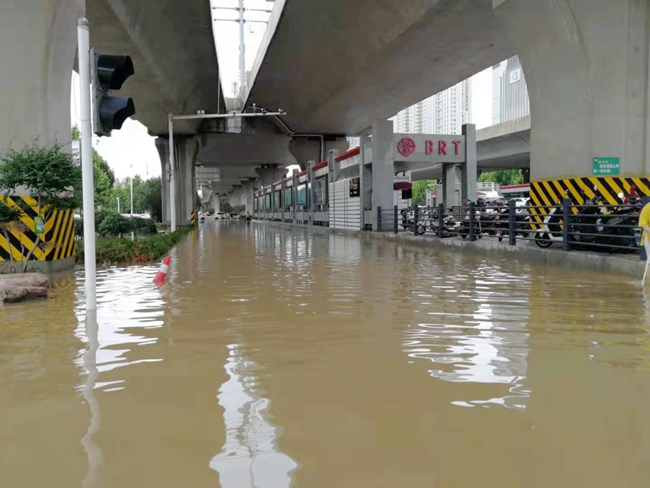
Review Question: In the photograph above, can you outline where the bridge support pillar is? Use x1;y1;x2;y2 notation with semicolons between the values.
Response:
256;165;281;186
442;164;463;209
497;0;650;179
0;0;80;151
241;180;258;214
156;139;171;224
157;137;198;227
371;121;395;231
179;146;197;225
289;137;349;169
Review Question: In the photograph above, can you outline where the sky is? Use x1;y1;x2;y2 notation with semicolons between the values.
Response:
71;0;494;180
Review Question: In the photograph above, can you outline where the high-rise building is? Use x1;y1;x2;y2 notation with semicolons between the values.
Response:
393;79;471;135
492;55;530;125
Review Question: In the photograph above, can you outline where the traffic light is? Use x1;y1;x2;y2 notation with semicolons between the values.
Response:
91;48;136;137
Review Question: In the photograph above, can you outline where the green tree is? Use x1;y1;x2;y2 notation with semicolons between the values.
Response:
140;177;162;221
0;143;81;270
71;126;115;208
412;180;436;205
478;169;524;186
107;176;162;220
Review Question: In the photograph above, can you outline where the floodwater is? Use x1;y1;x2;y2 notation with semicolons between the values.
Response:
1;222;650;487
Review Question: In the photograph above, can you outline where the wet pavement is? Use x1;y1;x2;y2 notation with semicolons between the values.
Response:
1;221;649;487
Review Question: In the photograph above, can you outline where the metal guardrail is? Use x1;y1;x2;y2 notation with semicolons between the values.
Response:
254;199;643;256
379;200;642;255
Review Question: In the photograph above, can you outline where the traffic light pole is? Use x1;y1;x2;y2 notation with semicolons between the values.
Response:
78;18;97;311
167;110;286;232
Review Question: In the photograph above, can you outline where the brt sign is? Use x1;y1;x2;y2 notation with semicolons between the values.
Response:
394;134;465;163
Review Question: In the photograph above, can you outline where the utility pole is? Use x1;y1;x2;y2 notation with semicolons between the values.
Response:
130;164;134;214
78;18;97;311
212;1;273;106
238;0;246;94
116;196;121;214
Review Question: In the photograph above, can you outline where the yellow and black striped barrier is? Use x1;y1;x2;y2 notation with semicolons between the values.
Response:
529;176;650;227
190;210;198;226
0;196;76;262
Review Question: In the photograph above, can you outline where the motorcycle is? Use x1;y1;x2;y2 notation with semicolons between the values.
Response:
460;208;482;239
495;205;531;242
479;203;501;237
427;212;460;237
535;186;640;252
534;190;570;248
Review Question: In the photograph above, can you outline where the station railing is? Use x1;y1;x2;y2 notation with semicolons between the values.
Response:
378;200;642;255
254;199;642;256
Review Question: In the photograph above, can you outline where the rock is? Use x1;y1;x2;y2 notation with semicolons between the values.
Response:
0;273;50;289
0;273;50;303
0;285;49;303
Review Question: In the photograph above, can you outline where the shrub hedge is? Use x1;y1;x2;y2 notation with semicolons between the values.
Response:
75;210;158;238
77;226;193;265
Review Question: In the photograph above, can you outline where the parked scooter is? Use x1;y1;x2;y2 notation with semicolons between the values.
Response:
427;212;460;237
534;190;570;248
495;204;531;242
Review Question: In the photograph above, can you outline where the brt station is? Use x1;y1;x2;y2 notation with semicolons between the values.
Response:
253;123;478;231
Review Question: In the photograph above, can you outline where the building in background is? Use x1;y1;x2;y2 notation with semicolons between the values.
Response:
393;79;471;135
347;137;360;148
492;56;530;125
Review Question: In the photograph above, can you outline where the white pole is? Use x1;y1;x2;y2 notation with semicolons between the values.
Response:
168;113;177;232
238;0;246;96
116;197;120;214
78;18;96;311
130;176;134;214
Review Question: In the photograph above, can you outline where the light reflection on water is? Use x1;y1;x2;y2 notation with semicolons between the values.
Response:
1;222;650;487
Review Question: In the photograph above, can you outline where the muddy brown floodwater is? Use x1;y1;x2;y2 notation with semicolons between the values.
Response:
1;222;650;487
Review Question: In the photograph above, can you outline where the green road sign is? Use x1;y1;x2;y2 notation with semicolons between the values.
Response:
34;217;45;235
593;157;620;176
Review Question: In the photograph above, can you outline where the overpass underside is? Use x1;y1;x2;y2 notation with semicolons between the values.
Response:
3;0;650;223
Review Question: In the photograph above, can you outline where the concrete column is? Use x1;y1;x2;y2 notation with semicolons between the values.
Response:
176;139;199;226
281;177;286;222
156;139;171;223
256;165;280;186
289;137;349;169
443;164;463;208
463;124;477;203
289;138;321;170
496;0;650;179
371;121;395;230
234;186;245;209
210;192;220;213
359;135;372;230
307;160;315;224
291;173;298;223
241;179;258;214
0;0;81;151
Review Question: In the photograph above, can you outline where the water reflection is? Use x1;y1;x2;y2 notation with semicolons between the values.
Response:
80;310;101;488
210;344;298;487
401;260;531;409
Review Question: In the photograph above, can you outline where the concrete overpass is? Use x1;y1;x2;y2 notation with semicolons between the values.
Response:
411;116;531;181
243;0;650;182
2;0;650;225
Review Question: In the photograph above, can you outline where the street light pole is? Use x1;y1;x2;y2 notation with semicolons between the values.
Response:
239;0;246;94
130;174;134;215
78;18;96;311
